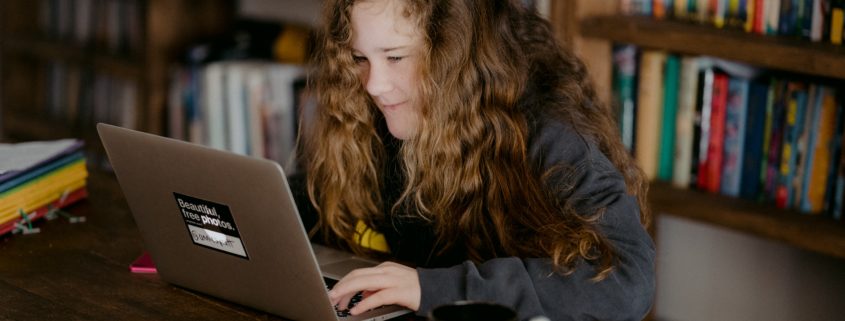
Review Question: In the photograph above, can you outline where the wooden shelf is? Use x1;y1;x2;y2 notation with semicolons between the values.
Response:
1;110;82;141
1;36;143;79
650;182;845;259
579;15;845;79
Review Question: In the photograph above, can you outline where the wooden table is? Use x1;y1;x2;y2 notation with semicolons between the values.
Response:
0;169;290;320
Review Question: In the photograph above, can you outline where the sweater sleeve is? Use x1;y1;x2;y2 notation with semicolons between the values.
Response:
415;121;655;321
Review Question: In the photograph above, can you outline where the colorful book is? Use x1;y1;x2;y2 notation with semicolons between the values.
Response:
753;0;767;34
700;71;729;194
0;187;88;236
0;160;88;220
721;76;750;197
832;0;845;44
676;0;691;19
0;152;84;193
774;81;807;209
659;55;681;181
714;0;729;28
800;86;839;213
654;0;668;19
763;80;788;202
791;84;817;208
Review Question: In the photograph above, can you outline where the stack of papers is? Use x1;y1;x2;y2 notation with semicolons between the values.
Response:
0;139;89;235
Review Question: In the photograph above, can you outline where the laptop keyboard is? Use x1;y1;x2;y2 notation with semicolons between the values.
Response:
325;278;365;318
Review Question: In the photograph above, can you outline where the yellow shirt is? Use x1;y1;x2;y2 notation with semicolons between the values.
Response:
354;220;389;253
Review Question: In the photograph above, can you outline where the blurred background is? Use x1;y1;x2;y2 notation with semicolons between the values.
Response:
1;1;844;320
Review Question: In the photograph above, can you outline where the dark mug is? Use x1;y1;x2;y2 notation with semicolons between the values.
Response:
429;301;518;321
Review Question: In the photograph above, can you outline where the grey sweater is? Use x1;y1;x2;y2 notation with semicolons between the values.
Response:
289;116;655;321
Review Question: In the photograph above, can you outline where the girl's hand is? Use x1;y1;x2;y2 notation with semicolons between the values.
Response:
327;261;421;315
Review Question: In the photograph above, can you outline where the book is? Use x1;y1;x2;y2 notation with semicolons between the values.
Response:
225;62;250;155
0;139;84;182
763;79;788;202
659;55;681;181
774;81;807;209
832;0;845;44
739;79;770;200
203;62;228;151
0;139;87;235
810;0;830;42
676;0;691;19
0;152;85;194
753;0;767;34
692;65;716;189
779;0;797;36
0;187;88;236
791;83;818;208
699;70;729;193
0;160;88;216
635;50;668;181
768;0;783;35
721;76;750;197
800;86;839;213
673;56;702;188
612;44;639;153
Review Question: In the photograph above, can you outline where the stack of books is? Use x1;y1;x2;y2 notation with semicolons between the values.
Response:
0;139;89;235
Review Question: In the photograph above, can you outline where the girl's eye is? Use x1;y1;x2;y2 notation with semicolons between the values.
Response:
387;56;404;62
353;55;367;64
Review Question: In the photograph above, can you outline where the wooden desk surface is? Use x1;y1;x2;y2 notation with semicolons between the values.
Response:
0;169;289;320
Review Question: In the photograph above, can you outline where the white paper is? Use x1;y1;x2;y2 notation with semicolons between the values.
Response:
0;139;80;175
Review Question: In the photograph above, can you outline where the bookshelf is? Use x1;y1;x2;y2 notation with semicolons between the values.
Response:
580;15;845;79
577;14;845;260
0;0;236;145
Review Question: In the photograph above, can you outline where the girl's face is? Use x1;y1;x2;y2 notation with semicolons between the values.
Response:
350;0;423;140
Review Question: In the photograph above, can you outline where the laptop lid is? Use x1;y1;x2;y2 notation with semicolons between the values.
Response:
97;123;409;321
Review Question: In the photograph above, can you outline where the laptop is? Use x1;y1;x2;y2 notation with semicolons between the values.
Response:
97;123;412;321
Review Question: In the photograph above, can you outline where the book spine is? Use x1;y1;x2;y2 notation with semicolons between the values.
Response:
703;71;729;193
768;0;783;35
825;90;845;217
792;84;819;210
694;67;716;189
635;50;667;181
612;44;639;153
740;79;770;200
803;86;839;213
763;80;786;201
774;82;807;209
745;0;757;32
754;0;767;33
832;0;845;44
674;57;701;188
659;55;681;181
721;77;750;197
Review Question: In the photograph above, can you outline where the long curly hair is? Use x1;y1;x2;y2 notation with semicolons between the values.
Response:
304;0;649;280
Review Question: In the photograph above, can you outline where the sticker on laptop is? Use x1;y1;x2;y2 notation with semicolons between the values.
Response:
173;193;249;259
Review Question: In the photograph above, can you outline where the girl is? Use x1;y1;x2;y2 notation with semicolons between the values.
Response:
294;0;655;320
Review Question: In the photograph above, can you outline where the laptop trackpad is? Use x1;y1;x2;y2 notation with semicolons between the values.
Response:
321;258;378;280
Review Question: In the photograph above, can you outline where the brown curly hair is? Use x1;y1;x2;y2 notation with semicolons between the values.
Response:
304;0;649;280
